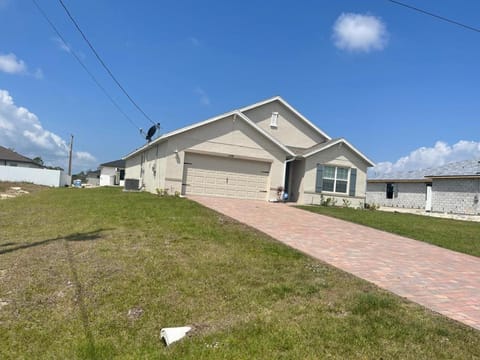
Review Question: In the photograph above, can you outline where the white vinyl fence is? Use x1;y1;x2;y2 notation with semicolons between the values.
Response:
0;165;71;187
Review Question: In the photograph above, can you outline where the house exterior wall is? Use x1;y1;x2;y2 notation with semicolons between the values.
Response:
366;182;427;209
141;143;167;193
99;174;113;186
125;155;142;181
100;166;119;186
101;167;117;176
127;115;288;199
242;101;327;148
432;178;480;215
88;176;100;186
0;165;69;187
2;160;42;168
301;143;369;208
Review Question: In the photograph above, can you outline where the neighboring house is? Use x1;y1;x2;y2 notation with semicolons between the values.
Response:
124;96;375;205
367;159;480;215
100;159;125;186
86;170;100;186
0;145;43;168
0;145;70;187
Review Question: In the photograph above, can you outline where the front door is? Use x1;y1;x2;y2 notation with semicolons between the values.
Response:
425;184;432;212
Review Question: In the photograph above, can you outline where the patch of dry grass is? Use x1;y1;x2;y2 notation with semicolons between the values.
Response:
0;181;48;196
1;187;479;359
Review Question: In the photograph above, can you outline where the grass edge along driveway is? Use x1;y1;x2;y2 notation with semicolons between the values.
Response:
297;205;480;257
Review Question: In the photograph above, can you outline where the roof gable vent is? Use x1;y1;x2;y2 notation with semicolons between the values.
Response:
270;112;278;128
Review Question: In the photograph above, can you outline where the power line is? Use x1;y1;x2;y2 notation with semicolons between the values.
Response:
58;0;158;126
31;0;144;135
387;0;480;33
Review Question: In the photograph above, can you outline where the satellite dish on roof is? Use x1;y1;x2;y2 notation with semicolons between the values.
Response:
145;123;160;142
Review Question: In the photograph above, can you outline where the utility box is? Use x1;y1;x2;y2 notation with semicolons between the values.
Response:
124;178;139;191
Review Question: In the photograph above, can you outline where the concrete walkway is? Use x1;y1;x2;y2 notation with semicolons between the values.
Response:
190;196;480;331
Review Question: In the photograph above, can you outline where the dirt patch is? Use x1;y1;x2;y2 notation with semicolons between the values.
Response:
0;182;47;200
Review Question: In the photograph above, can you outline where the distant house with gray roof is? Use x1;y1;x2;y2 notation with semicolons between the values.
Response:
0;146;43;168
99;159;125;186
367;159;480;215
0;145;70;187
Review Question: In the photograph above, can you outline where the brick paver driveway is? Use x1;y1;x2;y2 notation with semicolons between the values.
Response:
190;196;480;331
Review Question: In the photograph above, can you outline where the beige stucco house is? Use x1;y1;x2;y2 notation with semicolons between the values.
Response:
124;96;375;206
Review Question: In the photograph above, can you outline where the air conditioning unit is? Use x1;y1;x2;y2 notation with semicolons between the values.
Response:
124;178;139;191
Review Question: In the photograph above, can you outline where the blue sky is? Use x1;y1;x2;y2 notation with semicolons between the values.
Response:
1;0;479;174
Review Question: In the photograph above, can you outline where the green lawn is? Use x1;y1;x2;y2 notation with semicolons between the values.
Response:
1;187;479;359
297;205;480;257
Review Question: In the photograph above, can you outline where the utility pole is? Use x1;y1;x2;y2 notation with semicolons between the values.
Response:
68;134;74;177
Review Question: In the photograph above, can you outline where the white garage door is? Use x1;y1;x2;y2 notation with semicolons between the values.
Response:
183;153;270;200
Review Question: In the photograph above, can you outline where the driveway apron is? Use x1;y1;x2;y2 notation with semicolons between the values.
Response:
189;196;480;331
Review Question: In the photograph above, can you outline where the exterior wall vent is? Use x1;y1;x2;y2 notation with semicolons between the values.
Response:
270;112;279;128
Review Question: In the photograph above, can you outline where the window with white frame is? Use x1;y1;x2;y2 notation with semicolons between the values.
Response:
323;165;349;193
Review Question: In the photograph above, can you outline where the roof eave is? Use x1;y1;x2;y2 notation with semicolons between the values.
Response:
303;138;375;167
427;175;480;179
124;109;295;160
367;178;431;183
239;96;332;141
123;110;239;159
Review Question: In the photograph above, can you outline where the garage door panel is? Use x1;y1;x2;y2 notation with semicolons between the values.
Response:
183;153;270;200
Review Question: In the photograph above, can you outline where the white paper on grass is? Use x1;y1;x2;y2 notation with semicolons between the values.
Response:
160;326;192;346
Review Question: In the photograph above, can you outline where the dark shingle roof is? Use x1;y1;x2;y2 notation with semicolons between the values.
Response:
100;159;125;168
87;170;100;178
0;145;42;167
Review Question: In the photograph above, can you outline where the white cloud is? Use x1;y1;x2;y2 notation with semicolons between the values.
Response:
370;140;480;177
0;53;27;74
194;87;210;106
33;68;44;79
189;37;201;47
0;53;44;78
332;13;388;52
0;89;97;171
52;36;71;53
51;37;86;60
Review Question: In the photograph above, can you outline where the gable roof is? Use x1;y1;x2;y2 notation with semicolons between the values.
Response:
239;96;332;141
369;159;480;181
234;112;295;156
124;109;295;159
100;159;126;168
426;159;480;178
0;145;43;167
302;138;375;166
123;97;374;166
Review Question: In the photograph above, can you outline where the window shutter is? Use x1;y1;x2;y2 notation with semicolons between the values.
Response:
316;164;324;193
349;168;357;197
